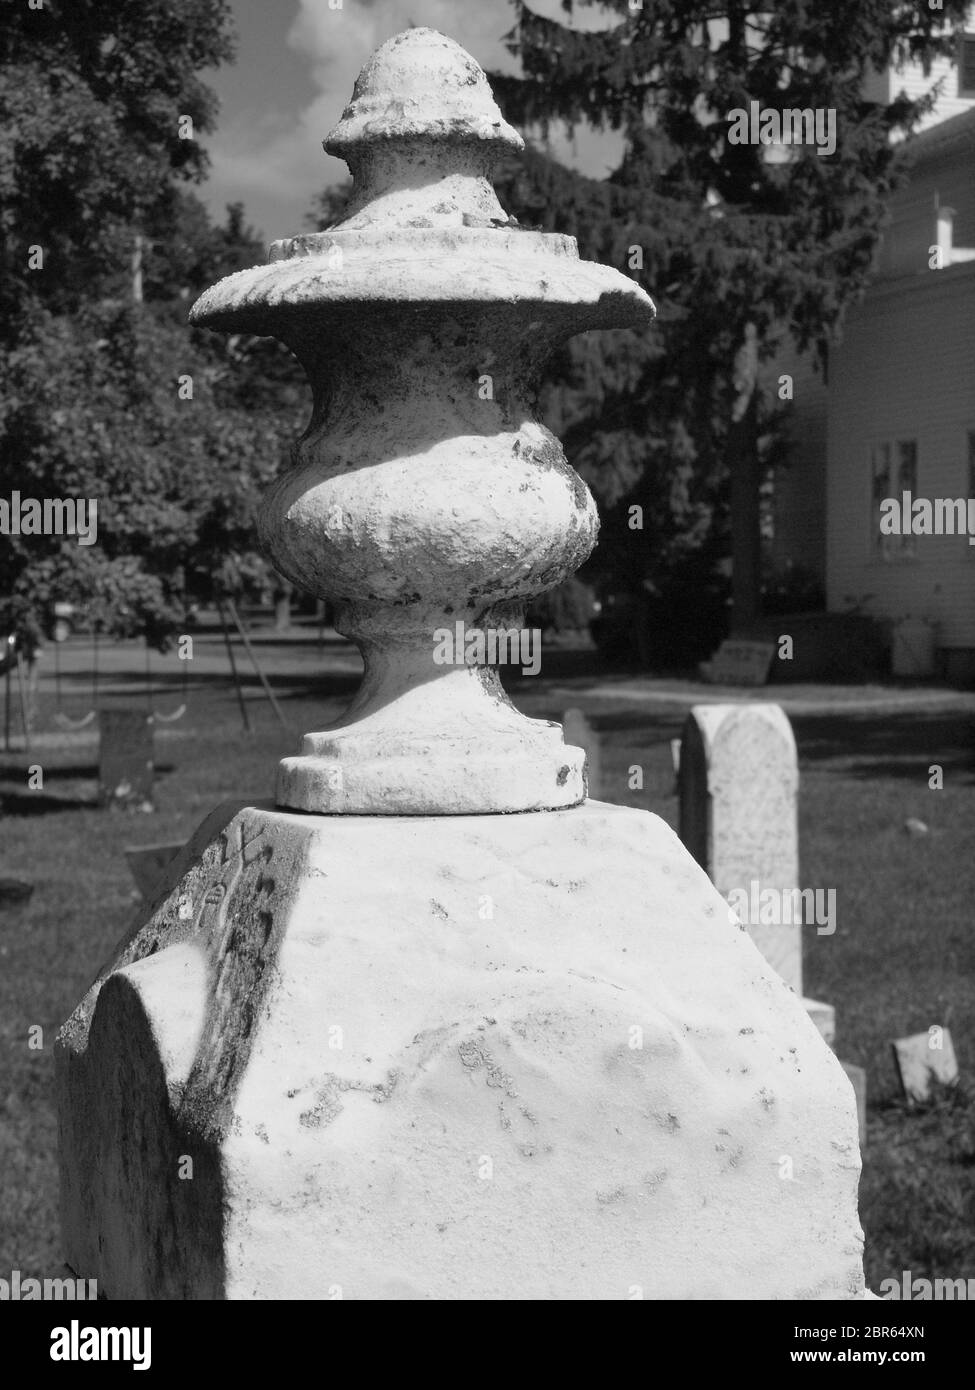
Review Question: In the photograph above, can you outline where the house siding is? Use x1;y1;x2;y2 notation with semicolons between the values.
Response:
887;4;975;133
826;265;975;649
880;146;975;275
889;53;975;133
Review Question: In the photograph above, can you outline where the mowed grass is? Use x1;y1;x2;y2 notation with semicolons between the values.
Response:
1;645;973;1290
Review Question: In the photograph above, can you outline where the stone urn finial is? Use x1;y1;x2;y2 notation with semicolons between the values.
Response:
191;28;655;814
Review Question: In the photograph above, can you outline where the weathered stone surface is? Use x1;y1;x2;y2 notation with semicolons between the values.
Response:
190;28;655;816
679;704;803;993
678;703;840;1057
57;799;866;1300
58;27;868;1304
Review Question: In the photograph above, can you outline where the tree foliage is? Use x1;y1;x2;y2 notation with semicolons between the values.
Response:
1;0;235;325
0;0;306;650
486;0;971;643
0;302;290;649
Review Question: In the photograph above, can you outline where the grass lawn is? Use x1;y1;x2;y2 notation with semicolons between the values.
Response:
1;634;973;1290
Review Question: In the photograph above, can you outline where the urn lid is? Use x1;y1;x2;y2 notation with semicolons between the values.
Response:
190;28;654;336
325;28;524;159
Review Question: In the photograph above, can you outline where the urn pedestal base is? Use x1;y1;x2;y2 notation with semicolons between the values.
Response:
56;799;866;1300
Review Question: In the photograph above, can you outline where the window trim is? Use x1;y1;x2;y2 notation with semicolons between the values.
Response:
869;435;919;564
959;33;975;98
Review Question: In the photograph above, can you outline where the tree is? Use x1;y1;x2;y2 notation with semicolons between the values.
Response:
0;301;290;651
139;195;268;306
309;183;354;232
0;0;235;329
0;0;303;652
488;0;971;644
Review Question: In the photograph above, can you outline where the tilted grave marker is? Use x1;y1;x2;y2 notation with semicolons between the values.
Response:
124;842;185;901
700;638;777;687
892;1028;959;1104
97;709;154;808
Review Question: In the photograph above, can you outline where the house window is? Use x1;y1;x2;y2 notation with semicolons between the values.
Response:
960;35;975;97
872;439;917;560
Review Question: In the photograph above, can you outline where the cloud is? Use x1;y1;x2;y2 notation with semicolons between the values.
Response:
204;0;516;235
203;0;624;239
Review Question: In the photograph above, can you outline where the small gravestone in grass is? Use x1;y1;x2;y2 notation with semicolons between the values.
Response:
561;708;601;801
700;639;776;687
124;842;184;900
892;1027;959;1104
98;710;154;809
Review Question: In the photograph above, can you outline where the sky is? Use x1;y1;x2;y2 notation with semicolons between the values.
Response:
200;0;622;242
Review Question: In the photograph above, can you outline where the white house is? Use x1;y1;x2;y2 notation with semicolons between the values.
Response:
772;13;975;682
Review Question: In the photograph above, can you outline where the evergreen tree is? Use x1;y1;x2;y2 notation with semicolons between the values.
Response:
488;0;970;649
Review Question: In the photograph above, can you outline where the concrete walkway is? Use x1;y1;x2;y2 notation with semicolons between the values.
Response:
537;675;975;716
10;626;975;723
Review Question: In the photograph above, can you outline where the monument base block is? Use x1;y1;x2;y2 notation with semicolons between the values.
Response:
57;799;866;1300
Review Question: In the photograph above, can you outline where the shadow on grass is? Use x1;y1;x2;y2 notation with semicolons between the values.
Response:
0;761;177;815
538;705;975;783
792;712;975;781
0;791;99;814
860;1079;975;1286
129;670;363;701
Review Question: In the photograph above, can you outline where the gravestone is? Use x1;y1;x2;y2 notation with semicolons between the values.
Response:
98;709;154;808
680;704;803;994
561;708;601;801
677;705;867;1137
892;1028;959;1104
670;737;682;777
124;842;184;900
57;29;867;1301
678;704;834;1033
700;638;776;687
842;1062;868;1148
